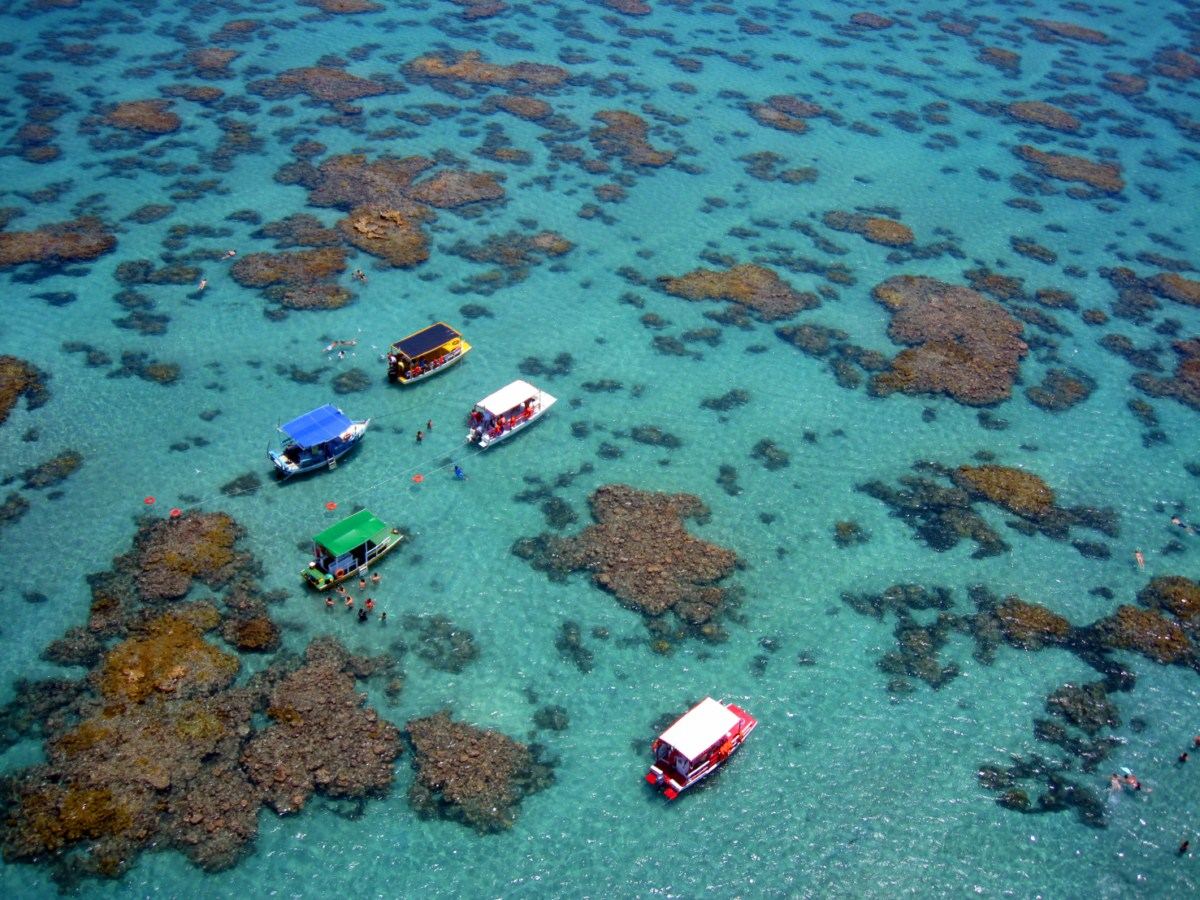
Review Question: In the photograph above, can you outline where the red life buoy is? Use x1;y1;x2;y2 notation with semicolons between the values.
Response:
335;568;346;578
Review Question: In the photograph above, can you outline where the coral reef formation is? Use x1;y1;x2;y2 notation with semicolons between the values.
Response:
0;356;50;425
869;275;1027;406
0;218;117;269
0;514;401;886
405;711;552;832
514;484;740;636
659;263;817;321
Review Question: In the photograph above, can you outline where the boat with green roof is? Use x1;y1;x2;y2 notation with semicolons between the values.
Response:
302;509;404;590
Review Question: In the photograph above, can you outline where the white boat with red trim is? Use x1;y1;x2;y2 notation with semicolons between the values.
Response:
645;697;756;800
465;379;556;449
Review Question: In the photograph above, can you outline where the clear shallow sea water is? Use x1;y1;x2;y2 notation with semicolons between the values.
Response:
1;0;1199;896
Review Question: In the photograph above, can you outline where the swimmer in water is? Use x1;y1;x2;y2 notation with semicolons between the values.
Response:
1110;773;1123;794
1134;549;1145;571
222;249;237;259
198;278;208;292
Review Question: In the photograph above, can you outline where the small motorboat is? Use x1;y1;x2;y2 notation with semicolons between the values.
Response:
302;508;404;590
645;697;757;800
465;379;556;449
269;404;368;479
387;322;471;384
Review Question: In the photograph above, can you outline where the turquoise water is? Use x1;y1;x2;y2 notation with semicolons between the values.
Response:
2;0;1199;895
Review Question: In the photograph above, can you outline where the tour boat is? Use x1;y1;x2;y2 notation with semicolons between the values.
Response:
387;322;471;384
465;379;557;449
269;404;369;479
302;509;404;590
645;697;757;800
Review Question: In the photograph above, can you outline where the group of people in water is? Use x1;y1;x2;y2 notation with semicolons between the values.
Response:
196;249;238;293
1110;734;1200;856
325;571;386;624
1132;512;1197;571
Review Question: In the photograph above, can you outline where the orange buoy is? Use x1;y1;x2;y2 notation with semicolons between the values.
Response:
144;496;155;505
412;474;424;483
169;507;182;518
325;501;338;511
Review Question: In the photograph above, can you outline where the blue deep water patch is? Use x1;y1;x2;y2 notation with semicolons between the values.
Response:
0;0;1199;897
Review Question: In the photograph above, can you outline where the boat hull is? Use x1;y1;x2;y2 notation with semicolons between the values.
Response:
470;403;554;449
646;703;757;800
270;420;369;479
301;528;404;590
389;343;471;384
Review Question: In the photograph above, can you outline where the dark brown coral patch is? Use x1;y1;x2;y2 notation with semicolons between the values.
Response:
822;210;914;247
589;110;674;168
407;169;506;208
0;217;117;269
1005;101;1080;133
249;66;392;104
406;711;551;833
849;12;894;29
299;153;435;209
603;0;651;15
103;99;181;135
1101;72;1147;96
950;465;1056;519
404;50;568;91
659;263;817;321
979;47;1021;75
230;247;351;310
1023;19;1110;45
1092;606;1191;664
869;275;1028;406
0;356;50;425
130;511;248;602
514;484;740;630
1026;369;1095;411
337;206;431;268
748;95;824;134
243;642;400;813
1013;145;1124;195
488;94;553;121
1148;272;1200;308
1138;576;1200;623
994;597;1071;650
302;0;385;12
186;47;239;78
1132;338;1200;410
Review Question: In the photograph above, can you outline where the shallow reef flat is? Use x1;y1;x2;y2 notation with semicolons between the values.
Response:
0;0;1198;896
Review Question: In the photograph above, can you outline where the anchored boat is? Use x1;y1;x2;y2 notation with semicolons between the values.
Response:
302;509;404;590
269;404;368;479
465;379;556;449
645;697;757;800
387;322;471;384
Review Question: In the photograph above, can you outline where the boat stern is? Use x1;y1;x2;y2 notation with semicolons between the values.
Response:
269;450;297;479
302;564;334;591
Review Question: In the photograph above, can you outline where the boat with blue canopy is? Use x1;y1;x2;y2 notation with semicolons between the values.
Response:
269;404;369;479
387;322;471;384
302;509;404;590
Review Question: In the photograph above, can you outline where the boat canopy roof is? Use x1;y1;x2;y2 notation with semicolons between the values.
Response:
312;509;391;556
475;380;541;416
659;697;739;763
391;322;460;359
281;405;352;449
